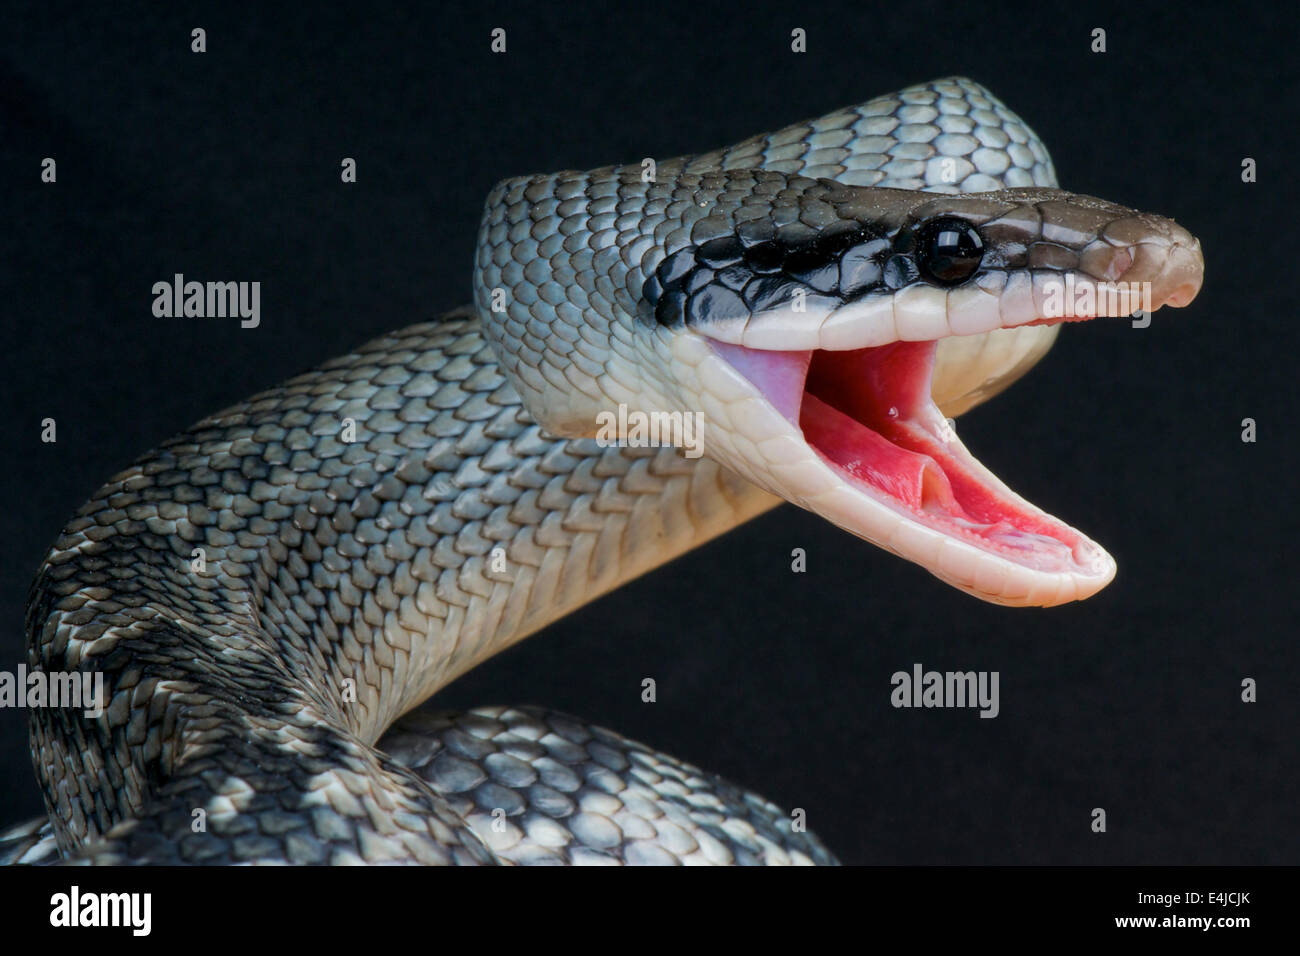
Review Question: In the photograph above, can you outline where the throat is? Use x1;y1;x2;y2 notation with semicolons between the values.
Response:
802;343;957;513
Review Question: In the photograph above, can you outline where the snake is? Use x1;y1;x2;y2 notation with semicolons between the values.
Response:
0;77;1202;865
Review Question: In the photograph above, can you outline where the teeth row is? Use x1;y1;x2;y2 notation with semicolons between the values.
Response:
698;271;1152;351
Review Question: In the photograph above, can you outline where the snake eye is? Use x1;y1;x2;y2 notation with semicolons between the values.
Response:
915;217;984;286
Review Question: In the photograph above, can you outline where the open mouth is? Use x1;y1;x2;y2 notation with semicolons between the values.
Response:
710;336;1093;580
692;306;1146;607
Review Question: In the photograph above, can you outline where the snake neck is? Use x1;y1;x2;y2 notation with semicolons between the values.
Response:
25;308;776;852
297;310;778;729
399;318;782;713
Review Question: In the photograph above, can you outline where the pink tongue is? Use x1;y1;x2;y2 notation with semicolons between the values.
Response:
800;394;957;512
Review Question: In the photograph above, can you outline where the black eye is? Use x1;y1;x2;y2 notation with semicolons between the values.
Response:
915;217;984;286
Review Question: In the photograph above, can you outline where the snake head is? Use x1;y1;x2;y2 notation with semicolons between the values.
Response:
475;168;1203;607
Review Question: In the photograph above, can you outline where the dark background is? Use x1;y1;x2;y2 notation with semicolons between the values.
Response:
1;2;1295;864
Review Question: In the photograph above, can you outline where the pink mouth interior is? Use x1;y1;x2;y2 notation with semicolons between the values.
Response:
710;339;1090;572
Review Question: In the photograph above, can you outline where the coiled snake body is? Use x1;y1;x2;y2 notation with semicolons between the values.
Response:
1;78;1202;865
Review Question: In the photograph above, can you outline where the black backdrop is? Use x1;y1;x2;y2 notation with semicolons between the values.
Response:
1;1;1295;865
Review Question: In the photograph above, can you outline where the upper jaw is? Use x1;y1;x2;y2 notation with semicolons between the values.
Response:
651;183;1204;354
691;233;1205;353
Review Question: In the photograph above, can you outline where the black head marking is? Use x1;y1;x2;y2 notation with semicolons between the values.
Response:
883;254;920;289
696;236;744;269
642;218;895;328
840;237;890;295
685;283;748;325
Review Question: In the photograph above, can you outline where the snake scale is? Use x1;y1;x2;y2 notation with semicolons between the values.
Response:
1;77;1202;865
